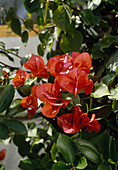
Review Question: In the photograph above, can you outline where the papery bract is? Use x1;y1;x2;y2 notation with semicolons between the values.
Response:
0;149;6;161
24;54;49;78
82;114;100;133
13;70;29;88
55;68;93;96
35;83;70;118
2;70;8;77
21;95;38;118
72;52;92;74
47;54;72;77
57;106;100;134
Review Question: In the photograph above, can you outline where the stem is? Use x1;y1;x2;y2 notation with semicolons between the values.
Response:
16;16;39;35
0;61;18;69
0;48;22;59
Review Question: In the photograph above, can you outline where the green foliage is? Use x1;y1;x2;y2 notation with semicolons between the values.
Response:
56;134;76;164
0;85;15;113
53;5;71;31
91;83;111;98
11;18;21;36
23;0;41;13
75;139;101;164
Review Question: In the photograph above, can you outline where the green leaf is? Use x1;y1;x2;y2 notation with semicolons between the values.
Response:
14;136;30;157
106;49;118;72
6;104;26;117
37;43;45;56
112;100;118;113
2;119;27;134
100;36;118;49
6;99;22;113
97;163;112;170
76;157;87;169
91;83;111;98
21;31;29;44
75;139;101;164
101;72;116;86
56;134;76;164
53;5;71;31
50;143;58;161
23;0;40;13
52;162;70;170
109;136;116;162
5;16;13;27
88;0;102;10
19;159;45;170
80;9;96;26
7;7;16;18
98;130;110;161
0;51;14;62
108;87;118;100
60;31;83;53
11;18;21;36
24;18;34;30
32;143;44;154
92;42;105;59
0;122;9;140
0;85;15;113
17;85;31;97
19;159;34;170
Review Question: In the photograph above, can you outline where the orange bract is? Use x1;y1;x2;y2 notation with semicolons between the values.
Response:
2;70;8;77
72;52;92;74
47;54;72;77
36;83;70;118
24;54;49;78
21;95;38;118
57;106;100;134
55;68;93;96
13;70;29;88
0;149;6;161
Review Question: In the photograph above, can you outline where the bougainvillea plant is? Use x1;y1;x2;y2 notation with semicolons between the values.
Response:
0;0;118;169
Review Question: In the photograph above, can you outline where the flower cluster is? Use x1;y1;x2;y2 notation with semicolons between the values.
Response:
13;52;100;134
57;106;100;133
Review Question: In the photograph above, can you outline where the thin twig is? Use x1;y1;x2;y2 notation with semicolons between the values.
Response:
0;61;19;69
16;16;40;35
0;48;22;59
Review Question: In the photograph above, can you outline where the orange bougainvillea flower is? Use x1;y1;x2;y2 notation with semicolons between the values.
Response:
72;52;92;74
2;70;8;77
0;149;6;161
35;83;70;118
47;52;92;77
57;106;100;134
21;95;38;118
47;54;72;77
55;68;93;96
13;70;29;88
24;54;49;78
